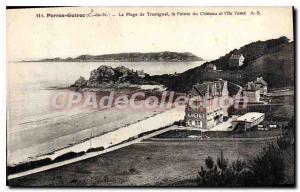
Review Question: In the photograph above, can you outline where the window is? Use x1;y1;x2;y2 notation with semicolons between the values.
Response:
195;113;198;117
188;120;192;125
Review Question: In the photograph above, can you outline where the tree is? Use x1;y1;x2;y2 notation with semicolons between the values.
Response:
249;144;285;186
197;144;286;186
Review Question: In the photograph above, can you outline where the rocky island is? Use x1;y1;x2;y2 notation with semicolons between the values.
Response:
71;65;158;91
32;51;203;62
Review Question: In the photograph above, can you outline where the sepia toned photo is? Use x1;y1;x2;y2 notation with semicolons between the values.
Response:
6;6;295;187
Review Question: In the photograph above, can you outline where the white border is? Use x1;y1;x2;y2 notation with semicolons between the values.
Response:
2;0;299;191
3;0;299;6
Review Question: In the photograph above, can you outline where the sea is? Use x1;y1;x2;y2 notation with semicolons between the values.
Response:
7;61;205;165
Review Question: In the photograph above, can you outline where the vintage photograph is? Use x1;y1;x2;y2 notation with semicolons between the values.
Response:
6;6;295;187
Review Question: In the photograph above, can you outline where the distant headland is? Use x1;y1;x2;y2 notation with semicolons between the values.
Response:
25;51;204;62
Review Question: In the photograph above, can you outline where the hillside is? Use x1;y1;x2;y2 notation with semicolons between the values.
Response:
146;37;294;92
35;51;203;62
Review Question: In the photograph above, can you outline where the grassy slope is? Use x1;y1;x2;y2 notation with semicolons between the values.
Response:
8;139;274;186
244;42;294;88
147;38;294;92
155;129;282;139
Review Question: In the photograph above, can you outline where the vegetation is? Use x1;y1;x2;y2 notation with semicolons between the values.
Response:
197;145;285;186
147;37;293;92
155;129;282;139
197;117;295;187
277;116;295;149
204;36;290;70
71;65;155;88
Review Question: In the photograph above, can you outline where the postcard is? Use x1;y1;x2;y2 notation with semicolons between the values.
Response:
6;6;295;187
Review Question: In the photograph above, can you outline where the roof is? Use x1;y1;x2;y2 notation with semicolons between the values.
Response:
192;80;226;97
234;112;265;123
244;82;260;91
255;78;268;86
137;70;145;75
230;53;244;60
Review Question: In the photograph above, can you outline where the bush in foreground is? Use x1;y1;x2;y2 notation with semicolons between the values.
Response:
197;144;285;186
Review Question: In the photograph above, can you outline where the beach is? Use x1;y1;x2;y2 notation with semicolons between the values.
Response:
7;61;202;166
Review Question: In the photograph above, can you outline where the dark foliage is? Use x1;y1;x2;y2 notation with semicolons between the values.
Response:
197;116;295;187
8;151;86;175
249;144;285;186
7;158;52;175
277;116;295;149
86;146;105;153
149;37;293;92
197;143;286;186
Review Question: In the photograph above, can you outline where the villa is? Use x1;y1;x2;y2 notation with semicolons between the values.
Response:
243;81;261;102
254;77;268;96
229;53;245;68
185;80;229;130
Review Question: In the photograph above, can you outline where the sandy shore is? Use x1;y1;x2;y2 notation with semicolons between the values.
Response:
8;100;185;166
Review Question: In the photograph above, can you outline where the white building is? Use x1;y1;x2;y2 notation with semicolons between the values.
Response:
185;80;230;130
232;112;265;131
229;53;245;68
136;70;146;78
254;77;268;96
243;82;261;102
207;64;217;71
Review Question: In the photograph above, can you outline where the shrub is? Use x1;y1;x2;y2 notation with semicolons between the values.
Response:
249;144;285;186
197;145;286;186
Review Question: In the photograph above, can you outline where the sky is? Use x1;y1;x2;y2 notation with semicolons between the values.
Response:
7;7;294;61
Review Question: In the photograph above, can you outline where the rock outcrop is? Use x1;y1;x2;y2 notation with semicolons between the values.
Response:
87;66;117;87
71;65;153;88
72;76;87;87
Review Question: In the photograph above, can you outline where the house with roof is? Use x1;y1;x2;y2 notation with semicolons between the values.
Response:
243;81;261;102
229;53;245;68
185;80;229;130
136;70;146;78
254;77;268;96
207;64;217;71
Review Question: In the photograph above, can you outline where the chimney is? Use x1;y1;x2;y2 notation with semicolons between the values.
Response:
207;85;210;97
213;83;216;96
223;80;227;89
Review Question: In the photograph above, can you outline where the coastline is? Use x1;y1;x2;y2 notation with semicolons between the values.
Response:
8;108;184;179
8;107;185;176
24;60;205;63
